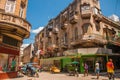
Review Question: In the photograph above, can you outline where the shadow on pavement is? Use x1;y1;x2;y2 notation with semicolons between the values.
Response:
91;71;120;79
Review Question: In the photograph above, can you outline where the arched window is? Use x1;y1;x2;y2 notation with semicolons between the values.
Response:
82;23;92;34
5;0;16;13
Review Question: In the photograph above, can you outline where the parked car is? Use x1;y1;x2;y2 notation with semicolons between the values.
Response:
50;65;60;73
20;63;39;77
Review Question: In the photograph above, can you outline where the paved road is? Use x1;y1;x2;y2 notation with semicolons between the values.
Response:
4;72;120;80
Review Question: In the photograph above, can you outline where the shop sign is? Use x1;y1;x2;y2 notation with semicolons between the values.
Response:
0;46;19;55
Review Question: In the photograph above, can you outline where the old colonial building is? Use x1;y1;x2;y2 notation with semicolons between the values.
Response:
22;44;34;64
0;0;31;79
35;0;120;72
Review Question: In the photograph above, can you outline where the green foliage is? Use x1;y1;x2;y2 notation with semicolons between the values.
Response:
67;65;75;71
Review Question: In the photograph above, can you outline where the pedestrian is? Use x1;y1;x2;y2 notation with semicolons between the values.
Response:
11;58;16;71
84;62;88;76
106;58;114;80
95;61;100;79
74;65;79;77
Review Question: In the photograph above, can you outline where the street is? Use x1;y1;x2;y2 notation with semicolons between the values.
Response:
4;72;120;80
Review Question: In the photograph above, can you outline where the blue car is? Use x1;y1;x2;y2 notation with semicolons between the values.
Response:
21;63;38;76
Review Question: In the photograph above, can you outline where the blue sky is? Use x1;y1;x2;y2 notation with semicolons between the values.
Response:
23;0;120;46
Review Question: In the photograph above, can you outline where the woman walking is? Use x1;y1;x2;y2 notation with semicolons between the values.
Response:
84;62;88;77
106;59;114;80
95;61;100;79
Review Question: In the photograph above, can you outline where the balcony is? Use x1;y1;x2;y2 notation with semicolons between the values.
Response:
47;26;53;31
81;10;91;19
108;35;120;46
81;4;91;19
61;43;68;49
47;44;59;52
71;34;107;47
61;23;68;30
0;12;31;38
82;34;107;43
69;15;78;24
53;27;59;34
93;14;102;22
47;32;52;38
69;10;79;24
61;15;67;23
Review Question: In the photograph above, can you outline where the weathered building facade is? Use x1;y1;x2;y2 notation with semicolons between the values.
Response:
35;0;120;72
0;0;31;78
22;44;33;64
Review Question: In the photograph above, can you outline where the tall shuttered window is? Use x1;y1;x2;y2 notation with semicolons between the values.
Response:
5;0;16;13
82;23;92;34
19;6;24;17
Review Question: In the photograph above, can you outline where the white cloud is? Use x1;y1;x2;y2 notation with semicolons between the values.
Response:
109;14;119;22
31;27;44;34
21;44;29;49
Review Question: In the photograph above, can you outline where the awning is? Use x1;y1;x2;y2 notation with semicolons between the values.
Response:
0;46;19;55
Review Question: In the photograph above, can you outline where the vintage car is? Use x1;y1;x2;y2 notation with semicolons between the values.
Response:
20;63;39;77
50;66;60;73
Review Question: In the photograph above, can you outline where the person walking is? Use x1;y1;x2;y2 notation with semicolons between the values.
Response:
106;58;115;80
95;61;100;79
11;58;16;71
84;62;88;77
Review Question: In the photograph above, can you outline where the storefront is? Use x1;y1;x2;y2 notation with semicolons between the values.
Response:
79;54;107;73
0;45;19;79
60;54;120;73
40;53;120;74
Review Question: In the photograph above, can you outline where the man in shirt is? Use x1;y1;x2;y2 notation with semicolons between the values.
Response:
106;59;114;80
95;61;100;79
11;58;16;71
